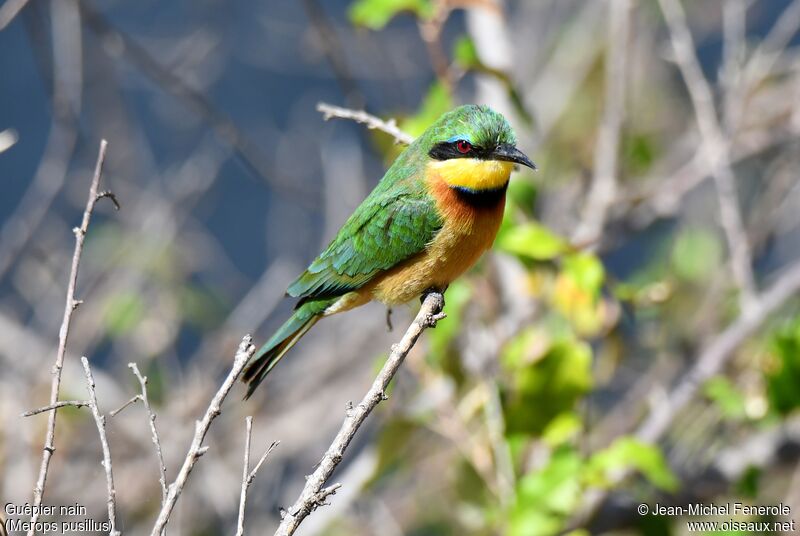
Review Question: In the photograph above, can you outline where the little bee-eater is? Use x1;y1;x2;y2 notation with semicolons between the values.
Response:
242;105;535;397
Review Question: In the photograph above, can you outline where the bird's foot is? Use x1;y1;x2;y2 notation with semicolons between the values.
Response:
420;287;447;327
420;286;447;307
385;307;393;331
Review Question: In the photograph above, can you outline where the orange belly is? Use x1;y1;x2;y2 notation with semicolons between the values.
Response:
373;173;507;305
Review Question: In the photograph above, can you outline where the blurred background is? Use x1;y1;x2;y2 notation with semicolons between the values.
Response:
2;0;800;534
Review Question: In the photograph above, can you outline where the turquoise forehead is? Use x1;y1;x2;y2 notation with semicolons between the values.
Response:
429;105;516;146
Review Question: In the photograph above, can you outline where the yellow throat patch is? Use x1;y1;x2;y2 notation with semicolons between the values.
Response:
428;158;514;191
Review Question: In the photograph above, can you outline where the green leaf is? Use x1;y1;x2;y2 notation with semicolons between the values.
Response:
503;337;592;435
735;465;760;498
103;292;144;336
453;35;480;68
670;227;723;283
703;376;747;420
562;253;604;295
348;0;433;29
586;437;678;492
515;448;583;515
765;319;800;415
506;175;538;214
623;131;658;175
497;222;567;261
541;412;583;447
552;252;607;335
399;82;453;138
509;446;582;535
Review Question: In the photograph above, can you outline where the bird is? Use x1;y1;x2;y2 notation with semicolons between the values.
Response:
242;104;535;398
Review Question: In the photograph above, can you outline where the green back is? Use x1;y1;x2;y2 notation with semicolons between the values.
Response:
287;141;441;301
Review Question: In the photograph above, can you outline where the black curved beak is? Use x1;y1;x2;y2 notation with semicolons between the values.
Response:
493;143;536;170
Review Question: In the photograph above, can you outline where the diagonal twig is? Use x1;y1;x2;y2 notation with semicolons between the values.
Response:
22;400;91;417
148;335;256;536
109;394;142;417
236;416;279;536
273;291;446;536
0;0;30;30
316;102;414;145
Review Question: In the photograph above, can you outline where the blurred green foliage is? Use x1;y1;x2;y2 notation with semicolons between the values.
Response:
339;4;799;535
765;318;800;415
348;0;433;29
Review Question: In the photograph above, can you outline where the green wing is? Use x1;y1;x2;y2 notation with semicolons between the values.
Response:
288;190;442;302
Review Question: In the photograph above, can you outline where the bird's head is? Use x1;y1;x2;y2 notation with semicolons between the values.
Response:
418;105;535;192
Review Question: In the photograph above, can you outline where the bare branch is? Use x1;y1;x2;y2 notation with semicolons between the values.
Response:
572;0;632;245
316;102;414;145
0;0;30;31
22;400;91;417
148;335;256;536
721;0;747;133
743;0;800;88
28;139;113;533
658;0;758;312
274;291;446;536
236;416;279;536
128;362;168;508
108;395;142;418
80;357;120;536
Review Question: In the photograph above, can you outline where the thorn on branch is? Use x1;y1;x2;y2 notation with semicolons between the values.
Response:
96;190;121;210
426;311;447;327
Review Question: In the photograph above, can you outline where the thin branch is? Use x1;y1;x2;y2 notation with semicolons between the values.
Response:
28;139;113;533
148;335;256;536
721;0;747;134
572;0;632;245
0;0;30;30
80;357;120;536
236;416;279;536
22;400;91;417
658;0;758;313
128;362;168;508
274;291;446;536
316;102;414;145
108;394;142;417
743;0;800;88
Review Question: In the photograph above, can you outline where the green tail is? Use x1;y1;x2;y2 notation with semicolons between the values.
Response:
242;298;335;398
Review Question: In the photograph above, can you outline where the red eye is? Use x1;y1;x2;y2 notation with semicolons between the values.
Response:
456;140;472;154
